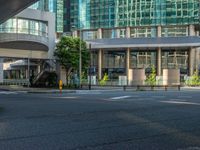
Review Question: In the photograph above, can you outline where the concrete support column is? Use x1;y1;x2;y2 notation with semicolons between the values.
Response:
116;29;120;38
189;25;195;36
195;48;200;74
72;30;78;37
157;26;162;37
126;48;130;84
126;26;131;38
196;31;199;36
97;28;103;39
189;48;195;76
98;49;103;80
157;48;162;76
0;58;4;83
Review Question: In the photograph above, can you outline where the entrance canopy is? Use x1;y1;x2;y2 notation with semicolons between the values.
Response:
87;36;200;49
0;0;38;24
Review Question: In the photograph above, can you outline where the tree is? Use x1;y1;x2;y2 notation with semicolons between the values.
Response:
54;36;89;85
186;70;200;86
145;65;156;85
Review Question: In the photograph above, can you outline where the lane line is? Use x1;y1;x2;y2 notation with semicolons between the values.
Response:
0;91;17;95
110;96;131;100
161;101;200;106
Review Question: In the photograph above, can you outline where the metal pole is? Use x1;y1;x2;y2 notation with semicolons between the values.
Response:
79;28;82;87
27;58;30;87
89;44;92;90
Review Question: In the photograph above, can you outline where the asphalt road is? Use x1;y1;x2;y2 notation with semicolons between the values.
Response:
0;90;200;150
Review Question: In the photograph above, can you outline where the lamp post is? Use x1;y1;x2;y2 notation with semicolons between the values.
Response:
71;25;82;87
79;28;82;87
89;43;92;90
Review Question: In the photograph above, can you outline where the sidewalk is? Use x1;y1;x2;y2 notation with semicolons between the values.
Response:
0;85;124;94
181;86;200;91
1;85;199;94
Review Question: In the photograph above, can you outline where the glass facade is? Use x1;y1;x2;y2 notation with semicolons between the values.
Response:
29;0;64;33
102;51;126;79
70;0;200;30
162;50;188;71
0;18;48;37
161;26;188;37
130;51;156;69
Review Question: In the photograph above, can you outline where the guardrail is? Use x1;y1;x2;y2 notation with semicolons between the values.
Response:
81;84;182;91
0;79;29;86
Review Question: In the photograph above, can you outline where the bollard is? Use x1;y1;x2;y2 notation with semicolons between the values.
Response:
165;85;167;91
137;85;140;91
59;80;63;94
178;85;180;91
123;86;126;91
151;86;154;91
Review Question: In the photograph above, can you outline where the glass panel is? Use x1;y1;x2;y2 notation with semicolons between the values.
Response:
161;50;188;73
130;51;156;69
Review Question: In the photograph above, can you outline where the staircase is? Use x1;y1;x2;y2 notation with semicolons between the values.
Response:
32;70;57;87
31;60;57;87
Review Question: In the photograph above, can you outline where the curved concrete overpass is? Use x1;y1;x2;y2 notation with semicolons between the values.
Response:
0;0;38;23
0;33;49;51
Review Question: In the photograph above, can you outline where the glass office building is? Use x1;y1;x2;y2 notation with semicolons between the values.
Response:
70;0;200;85
30;0;64;33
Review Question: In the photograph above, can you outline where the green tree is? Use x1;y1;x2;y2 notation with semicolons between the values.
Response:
187;70;200;86
54;36;89;85
145;66;156;85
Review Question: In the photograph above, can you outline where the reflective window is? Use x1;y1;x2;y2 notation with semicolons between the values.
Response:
130;51;156;69
71;0;200;30
130;27;157;38
103;51;125;68
0;18;48;37
162;26;188;37
82;30;97;40
162;50;189;70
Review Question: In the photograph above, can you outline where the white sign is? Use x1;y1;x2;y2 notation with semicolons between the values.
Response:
119;76;127;86
88;76;96;85
0;59;3;83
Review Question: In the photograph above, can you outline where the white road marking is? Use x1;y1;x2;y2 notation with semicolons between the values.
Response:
152;96;165;98
50;97;78;99
110;96;131;100
170;99;188;102
76;91;101;94
161;101;200;106
0;91;17;95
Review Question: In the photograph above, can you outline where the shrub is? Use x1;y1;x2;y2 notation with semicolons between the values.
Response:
99;73;109;86
145;66;156;86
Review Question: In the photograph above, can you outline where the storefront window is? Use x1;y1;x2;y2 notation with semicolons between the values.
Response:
102;51;126;79
162;50;188;72
103;51;125;68
130;51;156;69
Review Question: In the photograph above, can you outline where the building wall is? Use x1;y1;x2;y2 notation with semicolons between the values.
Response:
0;8;56;59
70;0;200;30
